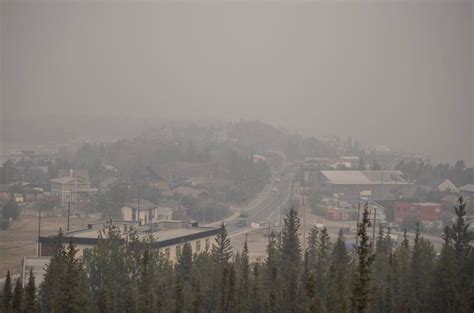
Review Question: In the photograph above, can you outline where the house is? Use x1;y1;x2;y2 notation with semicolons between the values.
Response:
38;220;220;263
50;172;94;208
394;201;443;223
318;170;413;201
459;184;474;200
438;179;459;194
121;200;172;224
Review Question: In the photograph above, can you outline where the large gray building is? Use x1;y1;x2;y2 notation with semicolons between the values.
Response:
317;170;413;201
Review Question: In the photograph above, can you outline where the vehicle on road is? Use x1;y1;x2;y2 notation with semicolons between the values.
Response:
235;218;248;227
239;212;249;218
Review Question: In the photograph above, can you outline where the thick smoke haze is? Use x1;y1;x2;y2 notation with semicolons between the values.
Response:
1;1;473;165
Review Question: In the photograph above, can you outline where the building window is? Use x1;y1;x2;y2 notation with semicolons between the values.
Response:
196;240;201;252
165;248;170;259
205;238;211;251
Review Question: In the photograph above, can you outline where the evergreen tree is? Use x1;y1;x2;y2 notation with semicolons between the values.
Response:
264;231;280;313
2;270;12;313
326;229;350;313
59;239;91;312
315;226;331;310
211;223;233;267
280;207;302;313
138;249;154;312
23;269;38;313
40;230;66;312
175;276;184;313
238;238;250;312
176;242;193;282
250;263;263;313
211;223;233;312
439;196;474;311
351;203;374;313
306;225;319;271
392;243;411;312
12;278;22;313
192;280;204;313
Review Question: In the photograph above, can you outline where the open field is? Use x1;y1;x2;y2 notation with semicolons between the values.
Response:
0;214;100;277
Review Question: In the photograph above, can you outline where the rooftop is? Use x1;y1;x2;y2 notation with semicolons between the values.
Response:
41;220;219;247
320;170;408;185
460;184;474;193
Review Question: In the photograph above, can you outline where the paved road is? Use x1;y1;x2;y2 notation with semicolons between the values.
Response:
227;175;292;236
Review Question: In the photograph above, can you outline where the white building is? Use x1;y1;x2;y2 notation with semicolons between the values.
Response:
121;200;172;224
50;173;94;208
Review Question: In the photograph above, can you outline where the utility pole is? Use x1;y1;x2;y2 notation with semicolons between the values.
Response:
290;179;294;207
67;201;70;231
137;187;141;225
302;186;306;252
355;202;361;247
37;204;42;256
372;206;377;244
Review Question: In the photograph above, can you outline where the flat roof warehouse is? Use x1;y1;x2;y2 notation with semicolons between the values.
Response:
38;220;220;253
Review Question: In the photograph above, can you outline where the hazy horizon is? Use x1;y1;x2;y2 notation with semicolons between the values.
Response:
1;1;473;165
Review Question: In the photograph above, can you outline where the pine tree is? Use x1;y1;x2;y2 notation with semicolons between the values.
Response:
250;263;263;313
211;223;233;313
2;270;12;313
315;226;331;309
40;230;66;312
175;276;184;313
60;239;91;312
351;203;374;313
402;228;409;249
440;196;474;312
238;238;250;312
264;231;280;313
225;263;237;313
138;249;154;313
12;278;22;313
306;225;319;271
192;279;204;313
176;242;193;282
280;207;302;313
326;229;350;313
211;223;233;267
23;269;38;313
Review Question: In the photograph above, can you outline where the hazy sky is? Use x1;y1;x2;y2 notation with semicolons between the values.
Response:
1;1;473;165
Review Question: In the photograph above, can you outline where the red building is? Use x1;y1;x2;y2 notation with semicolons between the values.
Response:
326;208;342;221
394;201;442;223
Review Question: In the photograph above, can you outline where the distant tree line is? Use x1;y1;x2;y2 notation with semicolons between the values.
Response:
1;198;473;313
395;159;473;187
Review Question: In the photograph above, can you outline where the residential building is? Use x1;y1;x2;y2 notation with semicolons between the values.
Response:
438;179;459;193
121;200;172;224
38;220;220;263
459;184;474;200
50;171;94;208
